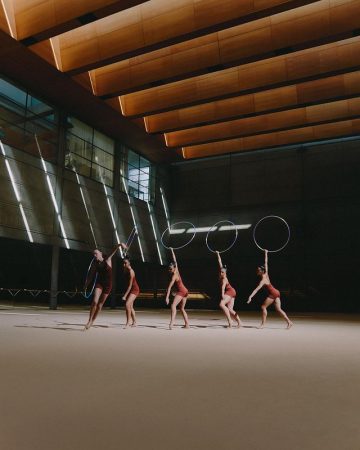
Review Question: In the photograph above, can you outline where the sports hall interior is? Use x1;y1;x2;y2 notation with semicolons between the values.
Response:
0;1;359;450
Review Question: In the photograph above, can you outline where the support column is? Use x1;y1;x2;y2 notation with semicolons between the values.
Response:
50;244;59;310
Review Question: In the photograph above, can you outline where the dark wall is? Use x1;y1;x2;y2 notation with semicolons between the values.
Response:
0;236;170;308
169;139;360;312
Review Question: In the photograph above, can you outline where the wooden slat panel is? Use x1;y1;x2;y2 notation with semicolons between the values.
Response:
11;0;149;41
183;119;360;158
121;37;360;116
1;0;16;37
0;2;11;35
53;0;349;74
87;0;359;93
165;98;360;146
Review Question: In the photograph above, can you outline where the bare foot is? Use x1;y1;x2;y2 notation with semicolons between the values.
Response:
123;324;131;329
131;322;137;328
287;321;293;329
169;324;173;330
258;324;264;329
83;323;91;331
183;324;190;329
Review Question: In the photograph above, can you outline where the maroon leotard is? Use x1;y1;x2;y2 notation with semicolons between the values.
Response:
129;273;140;296
95;259;112;295
264;283;280;299
174;275;188;298
224;281;236;298
219;272;236;298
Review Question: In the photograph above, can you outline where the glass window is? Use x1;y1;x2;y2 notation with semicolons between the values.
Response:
65;117;114;186
125;149;152;202
0;76;58;161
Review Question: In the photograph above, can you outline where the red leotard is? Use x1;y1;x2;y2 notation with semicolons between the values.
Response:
264;283;280;299
174;275;188;298
219;272;236;298
129;274;140;296
224;281;236;298
95;259;112;295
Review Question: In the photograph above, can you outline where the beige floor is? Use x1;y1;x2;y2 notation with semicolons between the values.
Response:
0;307;359;450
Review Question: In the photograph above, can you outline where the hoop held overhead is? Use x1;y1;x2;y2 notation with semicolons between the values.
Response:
160;221;196;250
206;220;238;253
253;215;290;253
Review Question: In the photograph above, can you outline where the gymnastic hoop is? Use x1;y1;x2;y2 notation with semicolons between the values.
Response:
160;222;196;250
125;227;137;253
83;257;98;299
206;220;238;253
253;215;290;253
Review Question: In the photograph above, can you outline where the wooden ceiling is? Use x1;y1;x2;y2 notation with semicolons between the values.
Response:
1;0;359;160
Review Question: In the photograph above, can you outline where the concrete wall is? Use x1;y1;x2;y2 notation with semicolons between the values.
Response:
0;142;170;305
169;139;360;312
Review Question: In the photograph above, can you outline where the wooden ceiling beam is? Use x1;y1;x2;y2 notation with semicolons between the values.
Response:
3;0;149;43
121;37;360;117
52;0;344;75
182;119;360;159
164;98;360;147
145;71;360;133
88;0;360;96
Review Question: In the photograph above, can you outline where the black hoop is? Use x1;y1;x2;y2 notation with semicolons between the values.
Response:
160;222;196;250
206;220;238;253
253;215;290;253
83;257;98;299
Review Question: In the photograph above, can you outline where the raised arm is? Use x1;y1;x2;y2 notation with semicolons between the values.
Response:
247;278;266;304
264;249;269;274
165;273;177;305
122;268;135;300
106;242;127;262
216;251;223;269
170;247;177;267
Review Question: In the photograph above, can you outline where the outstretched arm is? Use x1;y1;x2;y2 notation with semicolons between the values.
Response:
122;269;135;300
106;242;127;262
247;279;266;304
216;251;223;269
165;274;177;305
264;249;269;274
170;247;177;266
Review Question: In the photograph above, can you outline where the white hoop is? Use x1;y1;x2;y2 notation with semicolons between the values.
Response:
253;215;290;253
160;222;196;250
206;220;238;253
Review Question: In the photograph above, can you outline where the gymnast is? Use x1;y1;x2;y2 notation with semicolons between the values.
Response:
84;242;126;330
215;251;242;328
122;255;140;328
165;247;190;330
247;249;293;329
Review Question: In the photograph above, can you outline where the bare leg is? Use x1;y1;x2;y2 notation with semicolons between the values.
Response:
274;298;293;329
125;294;137;328
220;296;233;328
179;297;190;328
227;298;242;327
259;297;274;328
169;295;183;330
84;288;102;330
90;293;109;326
